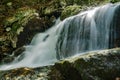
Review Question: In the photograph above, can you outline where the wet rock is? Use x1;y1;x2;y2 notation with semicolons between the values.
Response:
13;46;25;57
0;46;25;64
49;61;82;80
16;16;55;48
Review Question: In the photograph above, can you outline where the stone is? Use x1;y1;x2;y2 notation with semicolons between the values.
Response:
55;48;120;80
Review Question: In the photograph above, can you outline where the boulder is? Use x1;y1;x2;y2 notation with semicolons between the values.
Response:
0;48;120;80
52;48;120;80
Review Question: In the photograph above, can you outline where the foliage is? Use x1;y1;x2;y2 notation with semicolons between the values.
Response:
60;5;81;20
2;7;37;48
110;0;120;3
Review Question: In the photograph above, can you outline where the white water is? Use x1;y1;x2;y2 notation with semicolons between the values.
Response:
0;3;119;70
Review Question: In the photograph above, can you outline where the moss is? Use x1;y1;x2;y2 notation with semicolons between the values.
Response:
64;0;74;5
64;0;109;6
2;7;38;48
60;5;81;20
110;0;120;3
4;7;37;32
44;6;57;15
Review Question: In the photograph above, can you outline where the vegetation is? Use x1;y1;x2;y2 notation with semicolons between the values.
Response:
110;0;120;3
60;5;81;20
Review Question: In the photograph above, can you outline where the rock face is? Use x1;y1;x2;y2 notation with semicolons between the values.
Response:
0;48;120;80
50;48;120;80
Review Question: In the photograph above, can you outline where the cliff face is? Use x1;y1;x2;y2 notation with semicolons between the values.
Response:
0;48;120;80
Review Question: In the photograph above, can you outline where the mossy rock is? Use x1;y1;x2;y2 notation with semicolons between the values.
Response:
71;48;120;80
2;7;38;48
60;5;81;20
4;7;37;33
49;61;82;80
110;0;120;3
52;48;120;80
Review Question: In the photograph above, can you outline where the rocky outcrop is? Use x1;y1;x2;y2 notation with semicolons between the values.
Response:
50;48;120;80
0;48;120;80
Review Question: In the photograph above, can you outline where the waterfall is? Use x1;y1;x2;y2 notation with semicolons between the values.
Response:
56;3;120;59
0;3;120;70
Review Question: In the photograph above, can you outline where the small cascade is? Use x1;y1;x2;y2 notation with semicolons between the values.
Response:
0;3;120;70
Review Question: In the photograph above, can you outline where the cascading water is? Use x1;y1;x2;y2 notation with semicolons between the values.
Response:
0;3;120;70
56;3;120;59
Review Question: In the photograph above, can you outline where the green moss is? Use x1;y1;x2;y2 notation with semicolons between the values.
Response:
3;7;38;48
60;5;81;20
44;6;56;15
110;0;120;3
4;7;37;32
65;0;74;5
